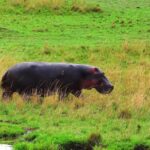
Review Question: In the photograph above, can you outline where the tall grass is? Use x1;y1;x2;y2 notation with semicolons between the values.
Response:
10;0;65;10
0;64;149;117
9;0;102;12
0;41;149;115
71;0;102;12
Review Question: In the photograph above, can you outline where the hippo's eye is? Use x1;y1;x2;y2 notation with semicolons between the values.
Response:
101;73;105;76
94;68;99;72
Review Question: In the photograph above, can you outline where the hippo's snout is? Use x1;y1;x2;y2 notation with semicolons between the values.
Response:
104;84;114;94
95;83;114;94
95;74;114;94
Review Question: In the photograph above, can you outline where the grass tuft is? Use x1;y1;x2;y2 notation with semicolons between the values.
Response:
10;0;25;6
10;0;65;11
122;40;147;55
118;109;132;119
87;133;102;147
70;98;85;110
71;0;102;13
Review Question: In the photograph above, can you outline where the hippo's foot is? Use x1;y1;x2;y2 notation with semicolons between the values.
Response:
2;91;13;100
72;90;82;98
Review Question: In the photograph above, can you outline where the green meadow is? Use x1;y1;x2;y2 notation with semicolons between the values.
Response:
0;0;150;149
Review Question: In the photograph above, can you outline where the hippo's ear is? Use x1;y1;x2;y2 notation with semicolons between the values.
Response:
80;67;98;78
88;67;99;74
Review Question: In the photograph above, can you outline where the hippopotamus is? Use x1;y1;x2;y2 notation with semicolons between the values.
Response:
1;62;114;99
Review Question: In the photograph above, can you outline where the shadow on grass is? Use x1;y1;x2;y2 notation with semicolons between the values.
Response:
134;144;150;150
59;133;104;150
59;141;150;150
59;141;93;150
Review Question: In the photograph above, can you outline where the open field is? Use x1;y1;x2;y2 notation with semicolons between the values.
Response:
0;0;150;149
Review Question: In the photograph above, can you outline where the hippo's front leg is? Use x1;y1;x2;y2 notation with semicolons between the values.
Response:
2;90;13;100
58;91;69;100
71;90;82;98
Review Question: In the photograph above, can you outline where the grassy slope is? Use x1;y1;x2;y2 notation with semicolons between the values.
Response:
0;0;150;149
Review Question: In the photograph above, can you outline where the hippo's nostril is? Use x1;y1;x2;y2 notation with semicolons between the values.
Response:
107;84;114;93
111;85;114;90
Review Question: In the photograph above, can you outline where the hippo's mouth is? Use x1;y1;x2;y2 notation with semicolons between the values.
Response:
95;85;114;94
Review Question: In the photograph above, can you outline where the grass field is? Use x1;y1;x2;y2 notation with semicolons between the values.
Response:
0;0;150;149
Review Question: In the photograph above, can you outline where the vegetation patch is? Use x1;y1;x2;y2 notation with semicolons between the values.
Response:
0;123;24;140
71;0;102;13
8;0;102;13
118;109;132;119
24;132;38;142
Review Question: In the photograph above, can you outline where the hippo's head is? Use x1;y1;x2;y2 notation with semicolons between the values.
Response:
81;66;114;94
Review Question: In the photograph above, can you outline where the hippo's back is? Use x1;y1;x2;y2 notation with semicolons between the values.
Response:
1;62;83;92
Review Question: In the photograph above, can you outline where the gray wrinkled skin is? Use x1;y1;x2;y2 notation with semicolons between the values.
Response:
1;62;114;100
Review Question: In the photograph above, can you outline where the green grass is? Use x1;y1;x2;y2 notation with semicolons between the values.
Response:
0;0;150;149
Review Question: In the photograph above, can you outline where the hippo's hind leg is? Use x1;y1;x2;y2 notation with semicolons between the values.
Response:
18;90;32;101
2;90;13;100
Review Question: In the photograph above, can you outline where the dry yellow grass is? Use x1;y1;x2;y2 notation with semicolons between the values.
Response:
10;0;65;10
71;0;87;12
42;94;59;109
9;0;102;12
12;93;25;109
0;43;149;119
0;56;17;79
71;0;102;12
122;40;148;55
10;0;25;6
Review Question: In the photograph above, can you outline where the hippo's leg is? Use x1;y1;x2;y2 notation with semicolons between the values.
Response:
71;90;82;98
18;90;32;101
58;91;69;100
22;94;31;101
38;89;46;97
38;90;45;104
2;90;13;100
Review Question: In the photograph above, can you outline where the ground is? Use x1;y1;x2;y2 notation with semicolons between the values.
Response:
0;0;150;149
